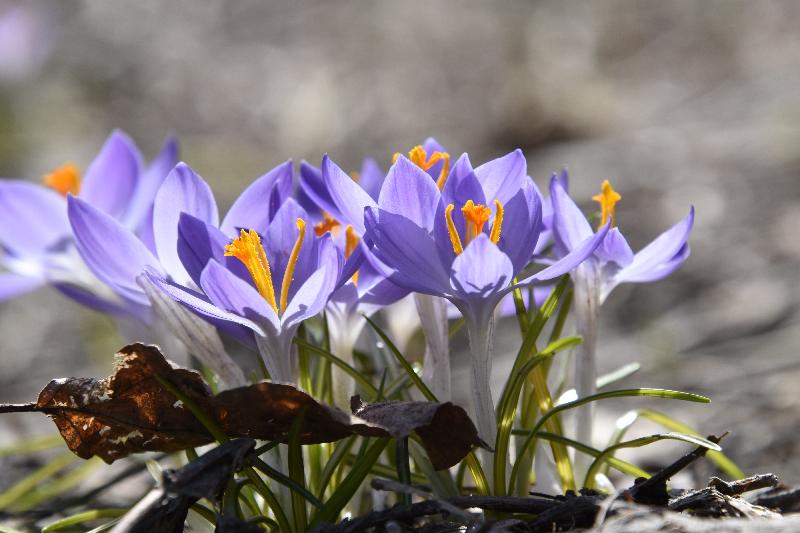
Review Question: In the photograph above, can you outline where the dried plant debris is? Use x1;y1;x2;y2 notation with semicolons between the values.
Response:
352;395;488;469
15;343;484;468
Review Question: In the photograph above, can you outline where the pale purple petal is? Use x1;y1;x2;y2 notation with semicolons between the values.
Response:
54;282;145;319
200;260;279;332
282;237;341;328
0;272;44;300
79;130;143;220
298;160;334;221
0;181;70;256
359;157;385;201
497;181;542;273
595;227;634;268
68;195;163;305
549;174;594;253
615;207;694;285
451;234;513;300
124;134;179;232
177;213;231;288
474;149;527;205
517;221;610;285
145;269;265;337
378;155;441;232
322;155;377;233
264;199;317;298
153;163;219;285
364;207;452;295
220;160;293;236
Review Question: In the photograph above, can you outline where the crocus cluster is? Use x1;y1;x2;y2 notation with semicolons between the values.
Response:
0;131;694;452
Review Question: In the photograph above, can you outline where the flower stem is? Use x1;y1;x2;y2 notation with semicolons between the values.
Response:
414;294;451;401
465;314;497;452
573;263;600;481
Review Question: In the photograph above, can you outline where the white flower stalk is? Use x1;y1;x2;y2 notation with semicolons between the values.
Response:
414;293;451;401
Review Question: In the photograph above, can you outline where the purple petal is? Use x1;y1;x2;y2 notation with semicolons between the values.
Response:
0;272;44;301
145;269;264;338
124;134;179;232
451;234;514;300
474;149;527;205
518;221;610;284
497;181;543;273
378;155;441;232
264;199;317;298
282;238;341;328
298;160;334;221
595;227;634;268
200;260;279;332
359;157;385;201
0;181;70;256
220;160;293;236
615;208;694;285
68;195;163;305
79;130;143;221
549;174;594;253
153;163;219;285
322;155;377;233
54;282;147;319
177;213;230;288
364;207;452;295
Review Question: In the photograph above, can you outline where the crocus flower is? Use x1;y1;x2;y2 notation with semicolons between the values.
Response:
148;198;342;385
364;152;609;443
549;175;693;473
0;130;177;315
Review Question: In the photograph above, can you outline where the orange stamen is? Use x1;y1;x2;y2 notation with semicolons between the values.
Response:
345;225;360;285
396;145;451;190
489;200;504;244
279;219;306;314
43;162;81;196
314;213;340;236
225;229;279;315
461;200;492;244
592;180;622;229
444;204;464;255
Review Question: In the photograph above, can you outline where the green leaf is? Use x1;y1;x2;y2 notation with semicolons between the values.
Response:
509;388;710;490
41;509;127;532
0;433;62;458
596;363;640;389
317;437;358;499
638;408;745;479
311;437;390;526
288;408;308;531
534;431;650;479
0;451;77;510
584;432;721;490
294;337;378;398
363;315;436;401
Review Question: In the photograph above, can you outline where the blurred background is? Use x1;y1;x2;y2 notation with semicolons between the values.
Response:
1;0;800;494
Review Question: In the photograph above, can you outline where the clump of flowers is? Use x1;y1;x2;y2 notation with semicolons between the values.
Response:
0;132;740;531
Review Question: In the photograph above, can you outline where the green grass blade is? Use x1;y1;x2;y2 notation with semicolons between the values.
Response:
509;388;710;490
317;436;358;499
41;508;127;532
311;437;390;526
534;431;649;479
12;457;103;512
584;432;721;490
0;451;77;510
0;433;63;458
596;363;641;389
364;314;436;401
294;337;378;398
638;408;746;479
288;408;308;531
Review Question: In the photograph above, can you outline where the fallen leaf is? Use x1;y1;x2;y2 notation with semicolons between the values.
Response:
30;343;483;469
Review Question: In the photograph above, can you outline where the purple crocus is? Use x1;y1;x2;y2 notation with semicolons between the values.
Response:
363;152;609;443
148;198;343;385
549;175;694;473
0;130;177;314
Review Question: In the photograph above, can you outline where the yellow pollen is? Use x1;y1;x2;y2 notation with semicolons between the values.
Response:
592;179;622;229
225;229;279;315
314;213;340;237
461;200;492;244
349;171;361;183
345;225;360;285
396;145;451;191
489;200;504;244
444;204;464;255
43;162;81;197
279;219;306;315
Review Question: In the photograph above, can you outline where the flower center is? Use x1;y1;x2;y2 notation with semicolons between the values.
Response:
345;224;360;285
314;213;340;237
224;219;306;316
393;145;450;190
43;162;81;196
592;179;621;229
444;200;504;255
